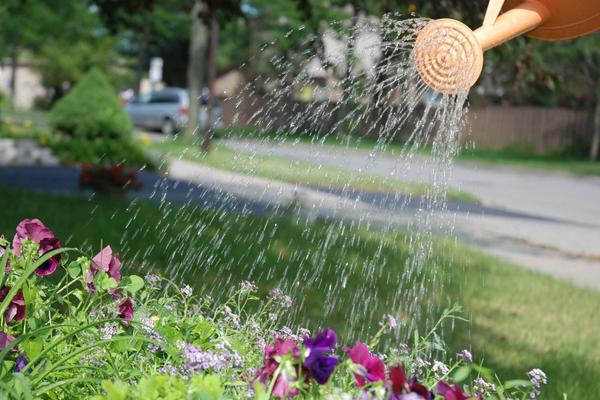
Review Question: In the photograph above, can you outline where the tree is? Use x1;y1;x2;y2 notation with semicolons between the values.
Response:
0;0;38;108
94;0;158;94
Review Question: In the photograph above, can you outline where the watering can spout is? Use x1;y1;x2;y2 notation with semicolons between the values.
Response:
414;0;600;94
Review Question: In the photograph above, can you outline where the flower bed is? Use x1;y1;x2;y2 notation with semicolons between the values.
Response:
79;164;142;194
0;219;547;399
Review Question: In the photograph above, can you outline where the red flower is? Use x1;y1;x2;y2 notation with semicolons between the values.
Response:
12;219;62;276
79;165;93;185
117;297;133;321
435;381;471;400
0;287;26;323
344;341;385;386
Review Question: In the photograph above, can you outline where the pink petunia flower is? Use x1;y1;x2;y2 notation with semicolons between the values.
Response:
256;339;300;398
87;246;122;295
344;341;385;386
0;332;15;350
0;287;26;323
435;381;472;400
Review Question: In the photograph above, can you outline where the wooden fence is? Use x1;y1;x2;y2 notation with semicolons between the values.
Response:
222;96;594;153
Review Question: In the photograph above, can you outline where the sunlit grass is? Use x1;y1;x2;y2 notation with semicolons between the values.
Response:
151;138;479;203
0;187;598;398
218;128;600;176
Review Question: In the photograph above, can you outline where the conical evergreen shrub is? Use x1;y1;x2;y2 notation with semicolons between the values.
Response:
49;69;150;166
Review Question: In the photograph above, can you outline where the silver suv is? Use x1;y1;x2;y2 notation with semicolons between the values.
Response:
125;88;189;135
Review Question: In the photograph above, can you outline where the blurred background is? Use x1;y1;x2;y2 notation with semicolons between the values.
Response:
1;0;599;160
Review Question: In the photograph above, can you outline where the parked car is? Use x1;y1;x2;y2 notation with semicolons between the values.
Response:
124;88;189;135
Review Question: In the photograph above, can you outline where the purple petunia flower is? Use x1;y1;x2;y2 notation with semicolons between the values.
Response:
0;287;26;323
87;246;122;295
117;297;134;321
14;353;28;372
12;219;62;276
303;328;339;384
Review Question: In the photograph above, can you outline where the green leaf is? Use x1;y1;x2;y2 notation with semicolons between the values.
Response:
452;366;471;383
67;261;81;278
125;275;144;295
101;277;118;290
102;380;128;400
503;379;532;389
253;379;269;400
193;318;215;342
22;338;44;360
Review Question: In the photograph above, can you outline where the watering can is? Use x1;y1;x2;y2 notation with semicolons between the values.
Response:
414;0;600;94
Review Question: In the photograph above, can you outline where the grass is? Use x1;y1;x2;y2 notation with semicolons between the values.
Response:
0;187;598;398
218;127;600;176
1;107;49;123
150;138;479;203
455;147;600;176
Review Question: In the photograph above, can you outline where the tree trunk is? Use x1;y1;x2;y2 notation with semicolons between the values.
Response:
9;35;18;109
184;0;209;139
203;14;219;152
590;86;600;161
135;15;152;96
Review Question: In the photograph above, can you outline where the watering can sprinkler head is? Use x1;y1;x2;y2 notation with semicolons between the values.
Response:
414;0;600;94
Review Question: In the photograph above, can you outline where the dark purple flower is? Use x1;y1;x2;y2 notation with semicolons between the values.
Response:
14;353;28;372
435;381;471;400
303;328;339;384
344;341;385;387
12;219;61;276
117;297;133;321
0;286;26;323
86;246;122;295
0;332;15;351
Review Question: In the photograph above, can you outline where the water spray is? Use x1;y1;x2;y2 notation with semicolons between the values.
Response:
414;0;600;94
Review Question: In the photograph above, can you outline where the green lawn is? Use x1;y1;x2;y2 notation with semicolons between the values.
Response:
218;128;600;176
0;187;598;398
456;148;600;176
151;138;479;203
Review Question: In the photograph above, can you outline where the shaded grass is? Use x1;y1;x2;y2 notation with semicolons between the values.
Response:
151;138;479;203
0;187;598;398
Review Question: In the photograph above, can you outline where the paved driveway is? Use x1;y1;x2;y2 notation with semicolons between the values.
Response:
222;139;600;290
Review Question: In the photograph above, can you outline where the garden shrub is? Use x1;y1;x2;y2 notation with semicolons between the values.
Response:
0;218;547;399
48;69;151;167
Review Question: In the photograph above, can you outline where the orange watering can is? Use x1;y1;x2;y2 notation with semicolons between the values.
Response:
414;0;600;94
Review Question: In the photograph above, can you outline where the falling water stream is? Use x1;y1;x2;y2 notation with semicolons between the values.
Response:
116;15;472;345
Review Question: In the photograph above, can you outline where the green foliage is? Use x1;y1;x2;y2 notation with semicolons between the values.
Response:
49;69;132;140
94;374;224;400
0;217;544;399
48;69;150;166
